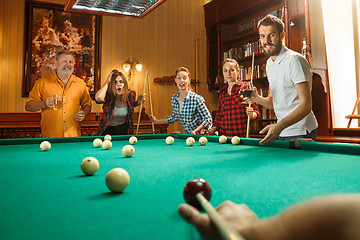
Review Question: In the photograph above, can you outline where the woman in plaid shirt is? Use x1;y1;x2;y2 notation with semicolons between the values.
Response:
150;67;212;134
210;59;259;137
95;69;145;135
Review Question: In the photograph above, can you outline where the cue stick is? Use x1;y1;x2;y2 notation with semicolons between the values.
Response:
147;70;155;133
246;52;255;138
196;193;246;240
136;69;148;135
194;38;199;93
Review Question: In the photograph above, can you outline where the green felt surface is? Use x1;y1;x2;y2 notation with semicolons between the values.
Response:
0;134;359;240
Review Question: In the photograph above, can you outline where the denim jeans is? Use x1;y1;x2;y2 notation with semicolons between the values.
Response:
279;129;317;141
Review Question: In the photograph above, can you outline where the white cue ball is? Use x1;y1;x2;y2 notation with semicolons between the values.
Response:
186;137;195;146
219;135;227;144
102;140;112;150
104;134;112;141
93;138;103;148
231;136;241;145
122;145;135;157
40;141;51;151
129;136;138;145
199;136;208;146
165;136;174;145
106;168;130;193
80;157;99;176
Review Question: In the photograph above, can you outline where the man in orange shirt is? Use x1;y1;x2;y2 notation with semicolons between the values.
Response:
25;50;92;137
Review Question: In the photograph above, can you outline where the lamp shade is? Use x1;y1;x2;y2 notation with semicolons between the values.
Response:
135;63;143;72
123;63;131;72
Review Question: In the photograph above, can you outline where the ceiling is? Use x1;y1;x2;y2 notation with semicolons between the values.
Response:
64;0;167;18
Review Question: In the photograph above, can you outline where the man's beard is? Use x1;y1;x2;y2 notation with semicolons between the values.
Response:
262;41;282;57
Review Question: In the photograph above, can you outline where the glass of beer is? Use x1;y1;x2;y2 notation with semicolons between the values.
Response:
53;95;63;110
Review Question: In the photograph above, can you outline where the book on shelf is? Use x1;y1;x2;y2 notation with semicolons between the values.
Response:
238;64;266;81
222;7;284;44
224;40;262;60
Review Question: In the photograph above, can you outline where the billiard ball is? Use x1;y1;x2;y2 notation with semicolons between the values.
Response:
183;178;212;209
106;168;130;193
122;145;135;157
166;136;174;145
199;136;208;146
231;136;240;145
219;135;227;144
93;138;103;148
80;157;99;176
129;136;138;145
186;137;195;146
102;140;112;150
40;141;51;151
104;134;112;141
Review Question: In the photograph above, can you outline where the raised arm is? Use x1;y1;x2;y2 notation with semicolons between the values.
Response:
95;72;112;103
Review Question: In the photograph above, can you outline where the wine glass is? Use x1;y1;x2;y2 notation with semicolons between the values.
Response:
240;80;253;104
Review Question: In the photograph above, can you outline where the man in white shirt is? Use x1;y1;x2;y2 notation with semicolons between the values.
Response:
248;15;318;145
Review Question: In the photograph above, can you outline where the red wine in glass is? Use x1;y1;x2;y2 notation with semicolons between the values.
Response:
241;89;253;97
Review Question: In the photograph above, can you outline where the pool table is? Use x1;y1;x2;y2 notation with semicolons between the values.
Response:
0;134;359;240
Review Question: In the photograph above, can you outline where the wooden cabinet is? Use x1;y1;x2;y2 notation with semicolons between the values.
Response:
0;111;168;139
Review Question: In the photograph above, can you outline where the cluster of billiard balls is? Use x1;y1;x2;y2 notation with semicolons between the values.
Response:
165;136;209;146
80;135;140;193
92;134;136;157
164;135;241;147
39;135;138;193
39;135;233;204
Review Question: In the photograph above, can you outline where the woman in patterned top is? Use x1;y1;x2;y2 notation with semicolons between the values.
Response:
95;69;145;135
210;59;260;137
150;67;212;134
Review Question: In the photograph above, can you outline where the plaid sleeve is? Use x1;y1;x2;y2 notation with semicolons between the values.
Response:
166;95;178;123
196;95;212;129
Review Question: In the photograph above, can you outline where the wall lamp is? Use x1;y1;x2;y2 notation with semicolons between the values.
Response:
123;57;143;81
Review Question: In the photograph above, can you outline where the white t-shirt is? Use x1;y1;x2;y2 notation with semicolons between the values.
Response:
108;107;127;126
178;99;184;113
266;46;318;137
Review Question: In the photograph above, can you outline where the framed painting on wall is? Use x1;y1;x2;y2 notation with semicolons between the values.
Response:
22;1;101;97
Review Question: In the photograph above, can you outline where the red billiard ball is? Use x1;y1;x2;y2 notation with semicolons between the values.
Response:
183;178;212;209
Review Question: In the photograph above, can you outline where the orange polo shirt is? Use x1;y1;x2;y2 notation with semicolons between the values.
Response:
28;73;92;137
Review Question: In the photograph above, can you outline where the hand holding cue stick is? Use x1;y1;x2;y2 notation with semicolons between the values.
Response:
147;71;155;134
136;69;148;135
246;52;255;138
196;193;245;240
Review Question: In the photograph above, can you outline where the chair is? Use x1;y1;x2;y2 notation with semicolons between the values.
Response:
345;91;360;128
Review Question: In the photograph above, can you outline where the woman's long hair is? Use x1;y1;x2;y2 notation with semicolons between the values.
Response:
105;69;129;106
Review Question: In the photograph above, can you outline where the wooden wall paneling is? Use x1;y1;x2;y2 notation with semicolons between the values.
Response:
0;0;218;136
